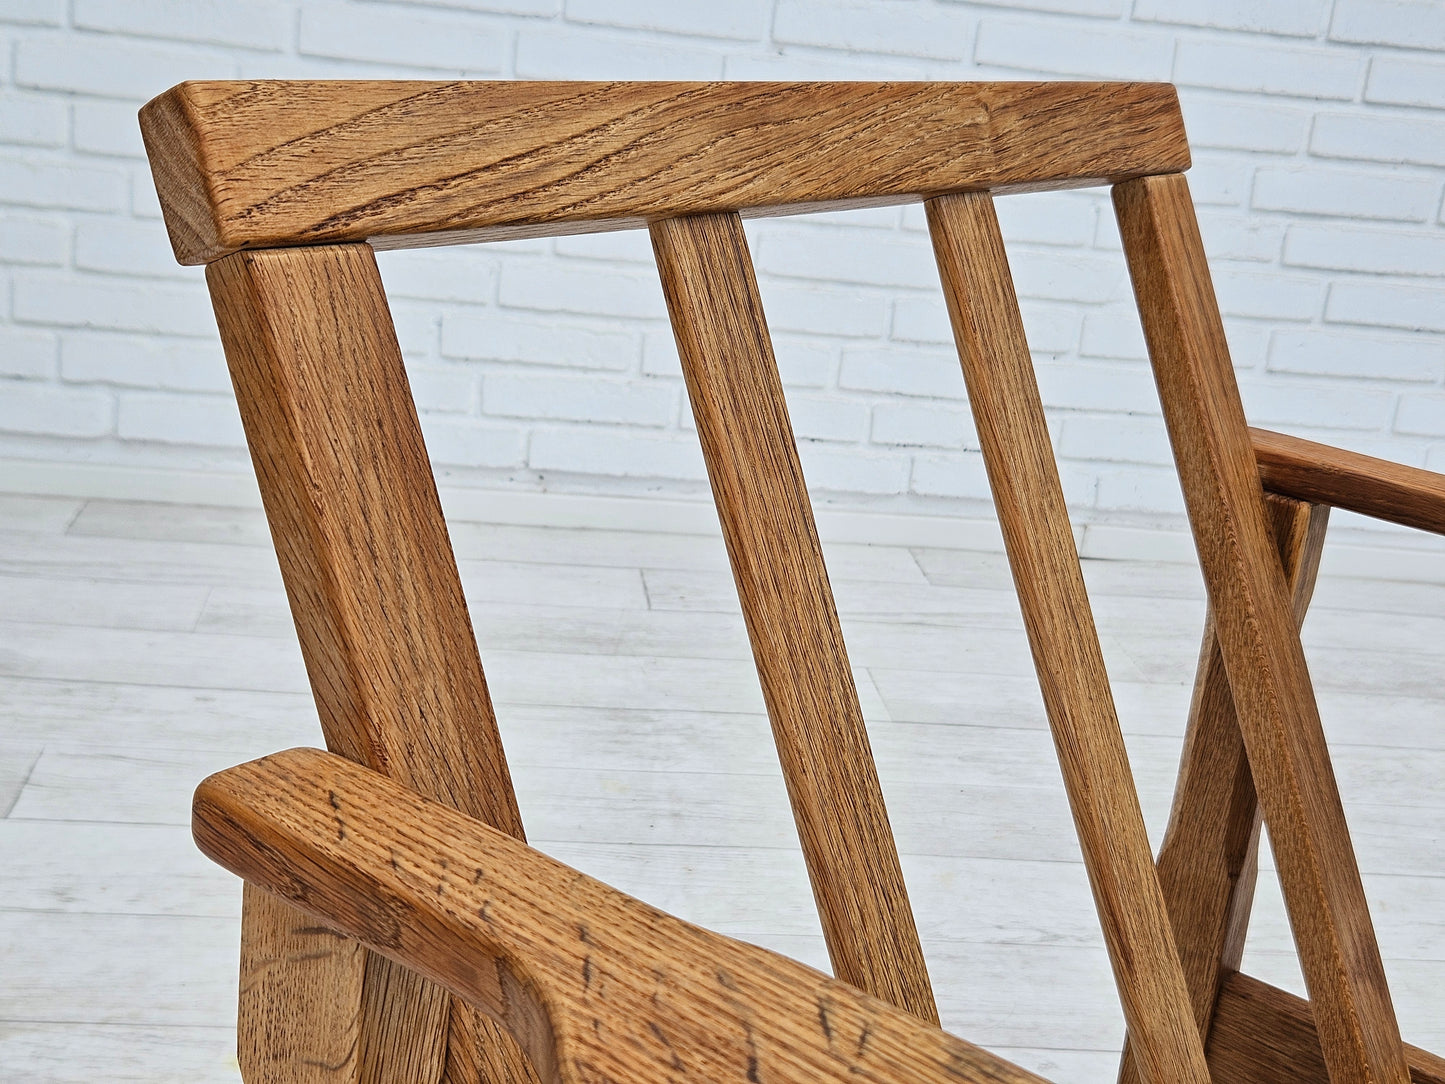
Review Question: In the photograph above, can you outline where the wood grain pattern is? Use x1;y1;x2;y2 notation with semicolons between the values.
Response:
1114;172;1409;1084
193;747;1052;1084
650;212;936;1023
1117;494;1329;1084
1207;974;1445;1084
1252;427;1445;537
140;80;1188;264
238;881;367;1081
925;189;1209;1084
207;242;535;1084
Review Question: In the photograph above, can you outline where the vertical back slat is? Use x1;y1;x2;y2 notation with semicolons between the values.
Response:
925;189;1210;1084
206;243;537;1084
649;211;937;1023
1114;172;1408;1084
1118;493;1329;1084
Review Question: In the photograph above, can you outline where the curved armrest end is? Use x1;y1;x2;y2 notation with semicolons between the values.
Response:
194;747;1051;1084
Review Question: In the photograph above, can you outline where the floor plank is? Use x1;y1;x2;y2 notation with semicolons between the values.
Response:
0;495;83;534
0;1022;240;1084
0;911;238;1027
0;820;240;918
0;676;317;750
0;574;210;632
0;529;285;589
0;742;42;818
68;499;271;547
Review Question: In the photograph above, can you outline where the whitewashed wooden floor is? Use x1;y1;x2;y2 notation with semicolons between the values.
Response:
0;491;1441;1082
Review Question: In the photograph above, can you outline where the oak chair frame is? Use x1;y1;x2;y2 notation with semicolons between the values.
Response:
137;81;1445;1084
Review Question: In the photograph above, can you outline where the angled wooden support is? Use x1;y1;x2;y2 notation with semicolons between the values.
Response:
1114;172;1409;1084
925;189;1209;1084
1117;493;1329;1084
1208;975;1445;1084
650;211;936;1023
207;243;535;1084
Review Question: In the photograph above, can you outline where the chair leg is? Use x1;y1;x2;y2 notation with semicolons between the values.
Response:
238;884;368;1082
1117;494;1328;1084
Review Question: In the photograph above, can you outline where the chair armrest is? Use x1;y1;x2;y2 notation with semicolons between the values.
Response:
1251;427;1445;536
194;748;1050;1084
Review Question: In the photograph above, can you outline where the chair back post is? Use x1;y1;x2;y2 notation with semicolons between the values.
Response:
1114;172;1409;1084
206;242;534;1083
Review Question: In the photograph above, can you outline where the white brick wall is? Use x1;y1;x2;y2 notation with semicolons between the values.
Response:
2;0;1443;544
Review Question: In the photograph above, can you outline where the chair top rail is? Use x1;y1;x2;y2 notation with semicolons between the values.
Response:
141;79;1189;265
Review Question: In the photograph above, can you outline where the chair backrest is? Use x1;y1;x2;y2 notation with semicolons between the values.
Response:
140;80;1412;1084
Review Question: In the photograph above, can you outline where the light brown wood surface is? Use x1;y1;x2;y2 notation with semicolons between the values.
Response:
193;747;1053;1084
237;881;368;1082
1207;975;1445;1084
925;189;1209;1084
1252;427;1445;537
140;80;1187;264
1115;172;1408;1084
1117;494;1329;1084
207;243;535;1084
650;211;935;1023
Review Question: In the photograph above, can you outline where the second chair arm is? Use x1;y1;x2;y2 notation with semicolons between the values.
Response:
1251;427;1445;536
194;748;1051;1084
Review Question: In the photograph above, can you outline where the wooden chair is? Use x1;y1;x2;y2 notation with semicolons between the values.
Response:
138;81;1445;1084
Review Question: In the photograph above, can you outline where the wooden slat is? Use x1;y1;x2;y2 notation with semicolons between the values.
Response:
925;189;1209;1084
1114;172;1409;1084
1208;974;1445;1084
1253;427;1445;536
1117;494;1329;1084
141;80;1188;264
649;211;936;1023
206;243;536;1084
194;747;1054;1084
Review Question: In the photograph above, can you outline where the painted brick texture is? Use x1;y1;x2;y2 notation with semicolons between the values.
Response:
0;0;1442;538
